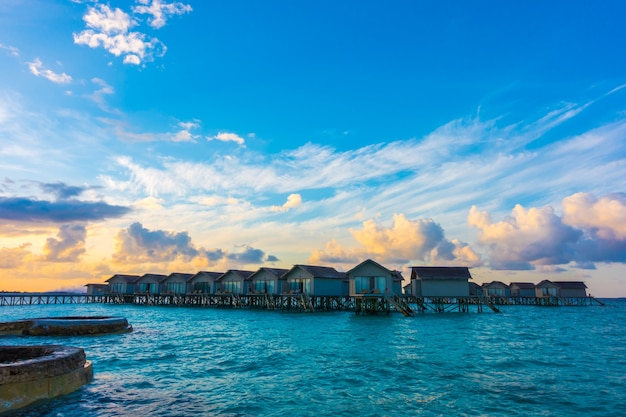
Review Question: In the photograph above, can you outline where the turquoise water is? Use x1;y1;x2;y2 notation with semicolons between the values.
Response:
1;300;625;416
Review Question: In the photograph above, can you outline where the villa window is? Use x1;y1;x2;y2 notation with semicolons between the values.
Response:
355;276;386;294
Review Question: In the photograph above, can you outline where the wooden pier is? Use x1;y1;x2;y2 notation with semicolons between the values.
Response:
0;293;604;313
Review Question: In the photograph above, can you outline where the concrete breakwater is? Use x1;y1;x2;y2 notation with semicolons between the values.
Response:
0;316;132;336
0;345;93;414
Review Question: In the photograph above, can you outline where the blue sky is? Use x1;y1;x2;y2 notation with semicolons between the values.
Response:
1;0;625;296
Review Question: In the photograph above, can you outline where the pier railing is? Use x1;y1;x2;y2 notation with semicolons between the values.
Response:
0;292;605;313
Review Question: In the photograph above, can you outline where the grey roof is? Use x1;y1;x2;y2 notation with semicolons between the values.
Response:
218;270;256;281
166;272;195;282
553;281;587;289
346;259;404;281
410;266;472;280
509;282;535;289
138;273;169;283
105;274;141;283
191;271;223;281
289;265;345;279
248;268;289;281
482;281;509;288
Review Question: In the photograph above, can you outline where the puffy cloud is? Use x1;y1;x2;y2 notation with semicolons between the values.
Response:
113;222;199;262
226;245;266;264
469;204;582;270
207;132;246;146
271;193;302;212
0;197;130;223
310;214;482;267
562;193;626;264
469;193;626;270
73;4;166;65
112;222;272;267
0;244;31;268
133;0;192;29
43;224;87;262
28;58;72;84
562;192;626;240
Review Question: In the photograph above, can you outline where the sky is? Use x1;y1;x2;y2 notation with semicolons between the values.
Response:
1;0;626;297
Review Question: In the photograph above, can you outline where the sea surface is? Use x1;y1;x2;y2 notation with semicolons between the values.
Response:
1;300;625;416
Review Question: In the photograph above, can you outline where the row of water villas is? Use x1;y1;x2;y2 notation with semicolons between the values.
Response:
85;259;603;315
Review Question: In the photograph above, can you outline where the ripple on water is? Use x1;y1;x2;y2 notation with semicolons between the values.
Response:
2;301;626;416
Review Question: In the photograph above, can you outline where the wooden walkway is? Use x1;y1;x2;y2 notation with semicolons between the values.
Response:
0;293;605;313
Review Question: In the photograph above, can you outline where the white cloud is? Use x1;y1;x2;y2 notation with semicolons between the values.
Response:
270;193;302;212
309;213;482;267
208;132;246;146
469;193;626;270
83;4;135;33
133;0;192;29
73;4;166;65
27;58;72;84
563;192;626;240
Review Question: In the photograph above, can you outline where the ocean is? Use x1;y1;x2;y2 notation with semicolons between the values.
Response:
1;300;625;416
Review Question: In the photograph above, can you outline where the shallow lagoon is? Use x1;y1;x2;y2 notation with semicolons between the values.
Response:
1;300;625;416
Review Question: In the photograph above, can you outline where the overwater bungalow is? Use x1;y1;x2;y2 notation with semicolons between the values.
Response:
535;280;559;297
536;280;588;299
105;274;141;294
482;281;510;297
136;273;168;294
347;259;403;296
281;265;348;296
217;270;255;295
163;273;195;294
188;271;223;294
469;282;483;296
407;267;471;297
554;281;588;297
85;283;109;295
247;268;289;295
509;282;535;297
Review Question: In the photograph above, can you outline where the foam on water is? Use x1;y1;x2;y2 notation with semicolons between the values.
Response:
1;300;625;416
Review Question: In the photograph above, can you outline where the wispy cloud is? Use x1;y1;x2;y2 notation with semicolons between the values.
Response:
0;197;130;223
133;0;192;29
0;43;19;57
27;58;72;84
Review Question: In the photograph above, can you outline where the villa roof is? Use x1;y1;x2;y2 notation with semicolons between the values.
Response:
509;282;535;289
410;266;472;281
482;281;509;288
138;273;169;283
553;281;587;289
248;268;289;281
166;272;195;282
105;274;141;283
191;271;223;281
346;259;404;281
218;270;256;281
290;265;345;279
